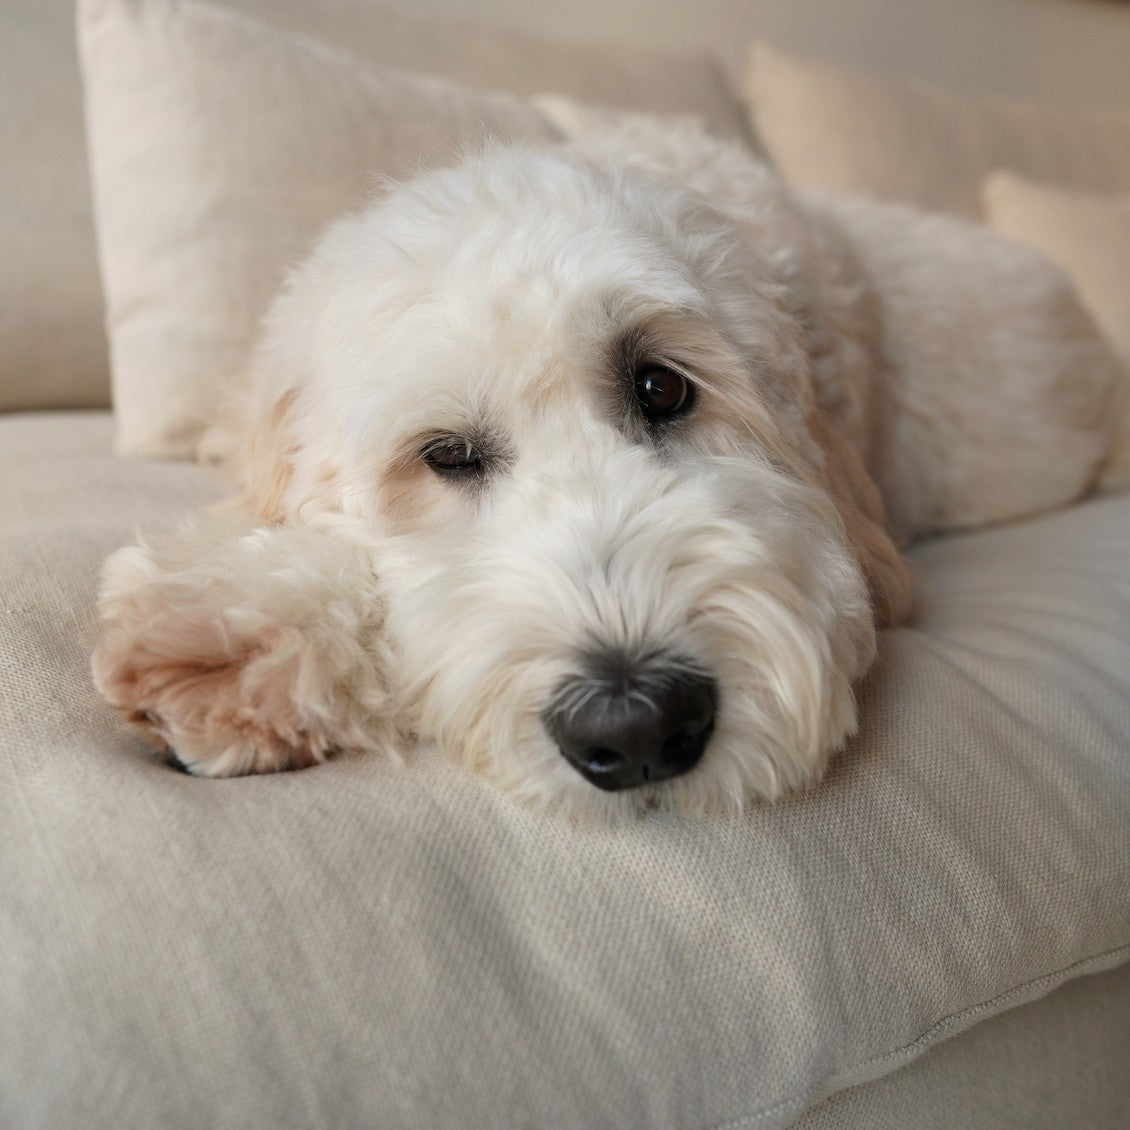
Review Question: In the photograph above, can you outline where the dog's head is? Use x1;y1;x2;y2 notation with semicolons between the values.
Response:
219;138;909;816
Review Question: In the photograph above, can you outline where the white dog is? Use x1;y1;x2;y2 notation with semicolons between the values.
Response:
92;119;1120;817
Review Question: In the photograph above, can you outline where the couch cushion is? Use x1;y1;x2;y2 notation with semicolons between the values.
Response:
983;173;1130;361
1;410;1128;1128
75;0;748;456
982;172;1130;488
793;960;1130;1129
77;0;555;459
745;40;1130;219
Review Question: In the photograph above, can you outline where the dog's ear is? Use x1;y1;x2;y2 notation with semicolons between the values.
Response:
239;386;302;521
808;409;914;627
200;385;301;523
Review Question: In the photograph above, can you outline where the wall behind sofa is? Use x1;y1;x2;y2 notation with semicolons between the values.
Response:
408;0;1130;106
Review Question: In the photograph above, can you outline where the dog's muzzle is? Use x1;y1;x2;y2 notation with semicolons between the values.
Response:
544;654;717;791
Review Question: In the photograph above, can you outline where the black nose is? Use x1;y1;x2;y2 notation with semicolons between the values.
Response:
545;656;717;791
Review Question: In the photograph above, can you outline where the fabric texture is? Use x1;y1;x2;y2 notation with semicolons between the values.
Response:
745;40;1130;219
76;0;749;458
793;960;1130;1129
2;411;1128;1128
982;171;1130;486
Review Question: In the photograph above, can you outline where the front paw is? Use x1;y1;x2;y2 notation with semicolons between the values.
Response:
92;525;392;776
94;601;337;776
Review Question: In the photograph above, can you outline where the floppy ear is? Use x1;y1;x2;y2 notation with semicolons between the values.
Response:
199;383;302;523
808;408;915;627
237;385;303;521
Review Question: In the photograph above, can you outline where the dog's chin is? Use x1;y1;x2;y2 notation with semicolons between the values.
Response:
420;668;854;822
418;619;862;821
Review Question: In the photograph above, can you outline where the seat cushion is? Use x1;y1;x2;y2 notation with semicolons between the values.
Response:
1;411;1128;1128
793;960;1130;1129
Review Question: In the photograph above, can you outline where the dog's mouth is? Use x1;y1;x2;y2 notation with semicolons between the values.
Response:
543;655;717;791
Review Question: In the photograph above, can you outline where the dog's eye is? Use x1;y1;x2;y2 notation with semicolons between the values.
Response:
421;437;484;477
633;365;695;422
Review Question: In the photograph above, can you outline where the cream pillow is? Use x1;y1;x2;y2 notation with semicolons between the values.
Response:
78;0;749;458
983;171;1130;486
78;0;568;457
746;41;1130;219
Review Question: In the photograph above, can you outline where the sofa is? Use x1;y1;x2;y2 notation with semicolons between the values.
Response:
2;2;1128;1127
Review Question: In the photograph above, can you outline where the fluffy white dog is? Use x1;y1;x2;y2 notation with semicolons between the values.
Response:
92;119;1120;817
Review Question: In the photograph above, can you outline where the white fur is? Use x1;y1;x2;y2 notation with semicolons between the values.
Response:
93;120;1119;817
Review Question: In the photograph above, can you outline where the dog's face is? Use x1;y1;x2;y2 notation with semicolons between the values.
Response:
242;146;885;816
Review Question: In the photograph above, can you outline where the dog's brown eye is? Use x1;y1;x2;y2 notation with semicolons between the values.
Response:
634;365;695;422
421;437;484;477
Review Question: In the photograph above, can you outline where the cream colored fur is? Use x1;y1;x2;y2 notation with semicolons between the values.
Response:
93;120;1119;817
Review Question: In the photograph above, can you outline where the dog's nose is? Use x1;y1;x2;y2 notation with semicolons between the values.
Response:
546;661;717;791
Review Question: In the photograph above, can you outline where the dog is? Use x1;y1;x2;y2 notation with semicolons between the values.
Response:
92;117;1121;817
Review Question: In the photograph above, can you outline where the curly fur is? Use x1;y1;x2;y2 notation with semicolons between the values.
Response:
93;119;1119;817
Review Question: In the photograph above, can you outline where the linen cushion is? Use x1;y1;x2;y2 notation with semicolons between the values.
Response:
2;411;1128;1128
77;0;749;459
982;171;1130;487
78;0;557;458
983;173;1130;360
745;40;1130;219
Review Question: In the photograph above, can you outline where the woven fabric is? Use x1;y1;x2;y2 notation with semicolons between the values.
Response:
2;411;1128;1127
793;961;1130;1129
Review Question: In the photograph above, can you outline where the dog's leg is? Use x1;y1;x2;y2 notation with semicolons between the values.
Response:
92;513;395;776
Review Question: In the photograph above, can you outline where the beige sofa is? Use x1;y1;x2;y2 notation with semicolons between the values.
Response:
2;2;1129;1127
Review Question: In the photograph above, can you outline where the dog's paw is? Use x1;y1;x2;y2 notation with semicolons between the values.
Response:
94;606;343;776
92;522;394;776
